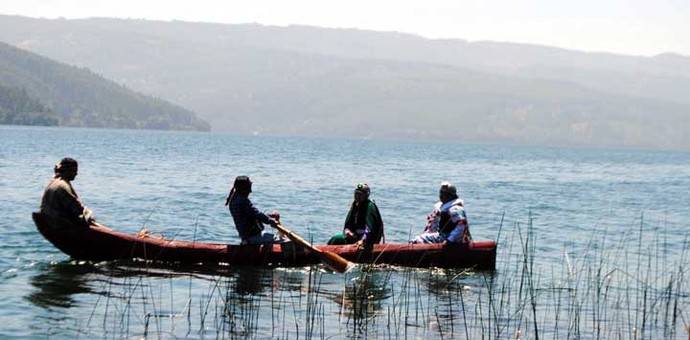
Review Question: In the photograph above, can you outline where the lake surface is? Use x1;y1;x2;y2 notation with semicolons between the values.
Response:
1;125;688;338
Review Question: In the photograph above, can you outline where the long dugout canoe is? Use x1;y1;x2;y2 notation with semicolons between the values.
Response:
33;213;496;270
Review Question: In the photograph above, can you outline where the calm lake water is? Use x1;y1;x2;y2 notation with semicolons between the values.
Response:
1;125;688;338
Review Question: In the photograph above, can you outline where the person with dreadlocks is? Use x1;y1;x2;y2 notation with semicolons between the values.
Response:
225;176;282;245
411;181;471;245
327;183;384;248
40;157;95;226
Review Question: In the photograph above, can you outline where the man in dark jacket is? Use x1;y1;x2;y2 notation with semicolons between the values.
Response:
225;176;281;245
327;183;384;247
40;157;94;226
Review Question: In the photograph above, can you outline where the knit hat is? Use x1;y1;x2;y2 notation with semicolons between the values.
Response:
354;183;370;195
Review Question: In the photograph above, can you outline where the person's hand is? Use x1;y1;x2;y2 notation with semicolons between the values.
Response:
268;210;281;221
137;228;150;238
355;239;365;250
344;229;354;238
83;207;95;223
269;218;279;227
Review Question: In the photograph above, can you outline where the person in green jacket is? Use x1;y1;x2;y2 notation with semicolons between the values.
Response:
327;183;384;247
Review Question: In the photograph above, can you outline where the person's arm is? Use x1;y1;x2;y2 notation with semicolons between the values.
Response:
446;226;466;243
245;199;272;225
361;202;383;245
424;202;442;232
342;204;356;236
424;210;439;232
55;184;93;222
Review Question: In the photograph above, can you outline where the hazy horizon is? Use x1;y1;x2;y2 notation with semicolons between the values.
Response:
2;0;689;57
2;12;690;150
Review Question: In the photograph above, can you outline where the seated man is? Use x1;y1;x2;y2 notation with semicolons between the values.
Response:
412;181;471;245
327;183;384;247
40;157;95;226
225;176;282;245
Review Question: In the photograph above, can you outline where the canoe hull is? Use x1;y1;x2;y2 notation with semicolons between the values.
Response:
32;213;496;270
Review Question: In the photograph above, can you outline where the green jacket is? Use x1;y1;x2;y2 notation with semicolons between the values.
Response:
344;200;384;244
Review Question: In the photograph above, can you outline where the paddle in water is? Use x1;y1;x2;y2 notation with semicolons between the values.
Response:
272;222;355;273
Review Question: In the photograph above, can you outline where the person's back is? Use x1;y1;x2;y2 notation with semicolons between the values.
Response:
40;158;93;225
228;194;265;240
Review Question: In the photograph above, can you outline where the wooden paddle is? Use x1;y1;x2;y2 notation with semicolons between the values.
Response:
272;222;354;273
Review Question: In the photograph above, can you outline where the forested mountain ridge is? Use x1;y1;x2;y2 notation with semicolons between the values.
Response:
0;83;58;125
1;15;689;149
0;41;209;131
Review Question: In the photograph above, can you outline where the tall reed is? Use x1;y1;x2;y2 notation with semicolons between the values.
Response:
59;214;688;339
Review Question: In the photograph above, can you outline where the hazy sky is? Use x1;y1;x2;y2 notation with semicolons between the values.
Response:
2;0;689;56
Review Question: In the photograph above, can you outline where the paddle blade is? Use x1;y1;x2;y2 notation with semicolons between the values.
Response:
320;250;355;273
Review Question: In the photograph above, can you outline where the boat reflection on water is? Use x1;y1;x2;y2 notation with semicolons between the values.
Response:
416;267;497;337
333;269;391;331
26;261;100;310
23;259;492;339
25;260;187;312
423;267;496;297
228;267;272;296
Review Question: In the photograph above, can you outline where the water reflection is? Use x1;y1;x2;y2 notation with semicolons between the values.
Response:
335;269;391;334
20;255;686;339
230;267;271;296
26;262;99;309
424;268;496;296
215;266;323;338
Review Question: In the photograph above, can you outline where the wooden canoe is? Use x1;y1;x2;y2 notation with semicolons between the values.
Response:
32;212;496;270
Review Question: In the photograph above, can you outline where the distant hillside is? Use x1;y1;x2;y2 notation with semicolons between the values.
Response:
0;41;209;131
0;83;58;125
1;15;688;149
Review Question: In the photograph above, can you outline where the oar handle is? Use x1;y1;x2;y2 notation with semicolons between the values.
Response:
271;222;354;273
273;222;322;255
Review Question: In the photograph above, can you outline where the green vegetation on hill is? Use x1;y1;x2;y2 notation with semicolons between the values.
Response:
0;41;209;131
0;83;58;125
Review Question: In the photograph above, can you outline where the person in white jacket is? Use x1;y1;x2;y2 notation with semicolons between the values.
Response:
412;181;471;245
40;157;94;226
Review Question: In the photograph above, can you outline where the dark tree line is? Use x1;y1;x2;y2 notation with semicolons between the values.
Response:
0;84;58;126
0;41;209;131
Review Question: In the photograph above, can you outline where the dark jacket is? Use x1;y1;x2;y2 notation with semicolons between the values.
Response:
229;195;270;240
344;200;384;244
